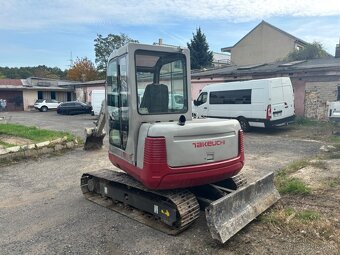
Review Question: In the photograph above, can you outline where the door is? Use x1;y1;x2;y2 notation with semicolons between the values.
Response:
270;82;286;121
194;92;208;118
282;83;295;118
107;54;129;151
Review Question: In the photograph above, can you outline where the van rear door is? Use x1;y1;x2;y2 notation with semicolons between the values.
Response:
270;78;294;121
270;81;285;121
282;80;295;118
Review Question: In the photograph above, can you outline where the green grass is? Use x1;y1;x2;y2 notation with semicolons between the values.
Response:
0;140;15;148
260;207;320;224
327;177;340;188
276;159;309;178
296;210;321;221
277;177;311;195
0;123;75;143
294;117;317;126
293;117;332;128
275;160;313;195
328;135;340;145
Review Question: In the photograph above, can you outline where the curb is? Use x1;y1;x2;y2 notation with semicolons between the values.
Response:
0;136;80;162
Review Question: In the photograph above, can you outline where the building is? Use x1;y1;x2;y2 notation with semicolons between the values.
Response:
0;78;75;111
221;21;308;66
191;58;340;120
212;52;231;67
59;80;105;104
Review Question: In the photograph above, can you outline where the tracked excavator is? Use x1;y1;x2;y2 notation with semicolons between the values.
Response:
81;43;280;243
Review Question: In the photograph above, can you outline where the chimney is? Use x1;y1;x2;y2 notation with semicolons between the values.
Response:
335;38;340;58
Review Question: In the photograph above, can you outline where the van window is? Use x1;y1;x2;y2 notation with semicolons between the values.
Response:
196;92;207;106
210;89;251;104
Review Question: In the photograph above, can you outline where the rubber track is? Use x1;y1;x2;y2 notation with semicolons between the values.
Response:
231;173;247;189
81;169;200;234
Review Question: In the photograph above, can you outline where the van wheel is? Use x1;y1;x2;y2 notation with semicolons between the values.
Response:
41;106;48;112
238;117;250;132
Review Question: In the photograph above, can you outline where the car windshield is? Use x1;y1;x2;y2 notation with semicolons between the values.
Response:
35;99;44;103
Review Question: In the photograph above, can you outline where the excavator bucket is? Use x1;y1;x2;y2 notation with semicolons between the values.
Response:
84;127;106;150
205;172;280;243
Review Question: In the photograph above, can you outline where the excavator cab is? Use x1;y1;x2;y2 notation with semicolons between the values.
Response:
105;45;191;161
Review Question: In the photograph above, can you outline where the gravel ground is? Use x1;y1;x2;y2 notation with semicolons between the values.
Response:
0;111;327;255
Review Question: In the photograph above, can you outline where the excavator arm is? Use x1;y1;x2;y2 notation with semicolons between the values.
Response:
84;100;106;150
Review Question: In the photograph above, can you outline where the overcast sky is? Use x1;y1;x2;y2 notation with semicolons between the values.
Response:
1;0;339;70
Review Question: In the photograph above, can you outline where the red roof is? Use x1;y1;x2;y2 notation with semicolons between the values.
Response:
0;79;23;86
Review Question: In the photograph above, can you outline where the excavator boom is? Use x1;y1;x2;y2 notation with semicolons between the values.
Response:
84;100;106;150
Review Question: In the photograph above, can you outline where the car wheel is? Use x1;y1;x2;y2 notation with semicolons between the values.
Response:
41;106;48;112
238;117;250;132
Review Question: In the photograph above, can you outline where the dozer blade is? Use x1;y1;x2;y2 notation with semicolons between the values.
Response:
83;127;106;150
205;172;280;243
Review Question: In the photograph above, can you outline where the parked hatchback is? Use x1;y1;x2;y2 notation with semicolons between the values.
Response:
34;99;61;112
57;101;92;115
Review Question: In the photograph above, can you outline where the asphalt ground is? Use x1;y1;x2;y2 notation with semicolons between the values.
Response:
0;111;323;255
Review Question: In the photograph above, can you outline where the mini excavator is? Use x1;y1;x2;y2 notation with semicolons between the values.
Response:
81;43;280;243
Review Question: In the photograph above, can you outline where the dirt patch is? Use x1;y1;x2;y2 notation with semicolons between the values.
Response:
249;159;340;254
0;135;33;146
291;160;340;190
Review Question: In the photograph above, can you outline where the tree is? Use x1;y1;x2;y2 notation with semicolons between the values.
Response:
67;57;98;82
187;28;213;70
286;41;329;61
0;66;67;79
94;33;138;74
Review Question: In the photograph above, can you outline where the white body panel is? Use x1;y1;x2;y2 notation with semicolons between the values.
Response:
192;77;295;128
91;90;105;115
328;101;340;121
136;119;240;168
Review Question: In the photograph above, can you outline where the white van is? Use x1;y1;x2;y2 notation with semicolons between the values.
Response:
192;77;295;131
90;90;105;115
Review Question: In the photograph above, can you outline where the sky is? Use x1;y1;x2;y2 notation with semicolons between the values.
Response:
0;0;340;70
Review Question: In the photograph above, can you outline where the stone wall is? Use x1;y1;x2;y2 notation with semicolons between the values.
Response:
305;81;339;120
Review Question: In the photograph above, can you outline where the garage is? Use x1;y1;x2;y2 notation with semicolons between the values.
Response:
0;90;24;111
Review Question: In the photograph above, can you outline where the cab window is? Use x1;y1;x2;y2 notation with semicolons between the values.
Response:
135;50;188;115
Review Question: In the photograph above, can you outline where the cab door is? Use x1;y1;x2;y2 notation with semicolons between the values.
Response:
106;55;129;151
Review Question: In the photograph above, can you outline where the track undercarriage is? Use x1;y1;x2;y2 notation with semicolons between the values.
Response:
81;169;276;243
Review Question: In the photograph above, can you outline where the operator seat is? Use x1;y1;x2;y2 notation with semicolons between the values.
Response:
140;83;169;113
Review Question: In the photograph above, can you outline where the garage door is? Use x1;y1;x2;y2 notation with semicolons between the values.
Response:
0;91;23;111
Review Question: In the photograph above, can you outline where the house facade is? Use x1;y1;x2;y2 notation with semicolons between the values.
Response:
0;78;75;111
221;21;308;66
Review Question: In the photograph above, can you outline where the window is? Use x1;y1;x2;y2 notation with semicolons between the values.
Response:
210;89;251;104
337;86;340;100
195;92;207;106
107;55;129;150
38;91;43;99
67;92;72;101
51;91;56;100
135;50;188;114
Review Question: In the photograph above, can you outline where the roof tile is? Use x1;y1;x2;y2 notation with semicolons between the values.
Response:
0;79;23;86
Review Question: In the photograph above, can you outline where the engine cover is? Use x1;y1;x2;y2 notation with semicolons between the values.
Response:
138;118;241;168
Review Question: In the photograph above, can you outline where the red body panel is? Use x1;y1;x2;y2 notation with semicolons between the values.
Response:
109;131;245;190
